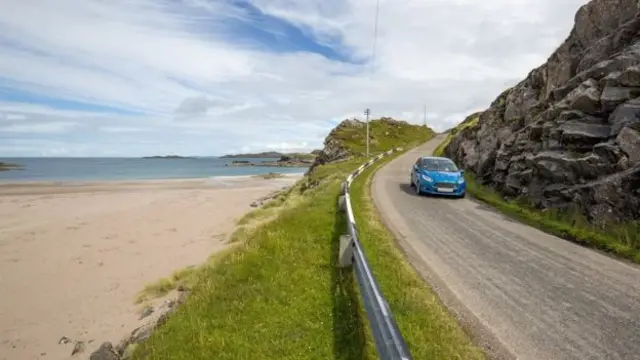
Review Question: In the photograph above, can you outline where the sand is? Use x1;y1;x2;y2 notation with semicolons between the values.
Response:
0;174;303;360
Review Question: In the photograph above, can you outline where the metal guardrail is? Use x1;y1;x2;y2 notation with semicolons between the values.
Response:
338;148;412;360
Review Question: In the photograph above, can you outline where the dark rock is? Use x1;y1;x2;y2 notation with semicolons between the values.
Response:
600;86;640;112
560;79;601;114
89;342;119;360
139;306;154;320
617;126;640;164
618;65;640;86
558;121;610;149
71;341;85;356
608;98;640;135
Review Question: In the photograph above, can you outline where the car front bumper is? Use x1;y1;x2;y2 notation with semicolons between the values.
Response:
419;181;466;196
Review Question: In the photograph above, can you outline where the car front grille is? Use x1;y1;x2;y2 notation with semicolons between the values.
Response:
435;182;455;189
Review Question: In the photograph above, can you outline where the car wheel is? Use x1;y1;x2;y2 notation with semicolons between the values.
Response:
409;174;415;187
415;180;421;195
458;192;466;199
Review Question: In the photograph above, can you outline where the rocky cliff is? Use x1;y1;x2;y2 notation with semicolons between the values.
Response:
443;0;640;224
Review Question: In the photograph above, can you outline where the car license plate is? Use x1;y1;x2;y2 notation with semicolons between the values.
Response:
437;187;454;193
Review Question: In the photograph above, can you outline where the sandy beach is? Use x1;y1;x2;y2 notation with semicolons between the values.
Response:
0;174;302;360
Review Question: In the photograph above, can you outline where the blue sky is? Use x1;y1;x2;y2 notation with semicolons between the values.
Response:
0;0;588;157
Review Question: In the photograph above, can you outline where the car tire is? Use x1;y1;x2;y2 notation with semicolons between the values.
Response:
409;174;415;187
458;192;466;199
415;180;422;196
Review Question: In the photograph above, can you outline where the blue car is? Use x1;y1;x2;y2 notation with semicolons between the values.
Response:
410;156;466;198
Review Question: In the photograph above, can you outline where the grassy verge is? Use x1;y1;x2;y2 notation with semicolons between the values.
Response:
129;121;449;359
463;174;640;263
132;158;370;360
349;157;485;359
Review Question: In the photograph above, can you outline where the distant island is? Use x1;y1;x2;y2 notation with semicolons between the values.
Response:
142;155;195;159
0;161;22;171
220;150;322;160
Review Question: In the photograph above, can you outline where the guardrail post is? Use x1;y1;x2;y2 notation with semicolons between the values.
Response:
338;235;354;267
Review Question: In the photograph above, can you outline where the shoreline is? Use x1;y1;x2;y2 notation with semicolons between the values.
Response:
0;173;305;196
0;172;306;186
0;175;302;360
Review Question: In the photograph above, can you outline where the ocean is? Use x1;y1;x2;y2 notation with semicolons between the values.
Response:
0;157;308;182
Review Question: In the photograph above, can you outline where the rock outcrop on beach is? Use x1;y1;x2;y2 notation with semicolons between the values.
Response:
225;155;314;168
441;0;640;224
0;161;21;171
88;292;189;360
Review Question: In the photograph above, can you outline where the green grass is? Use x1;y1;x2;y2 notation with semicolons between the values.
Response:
333;119;435;156
348;156;485;360
130;120;449;360
433;115;479;157
285;152;317;161
463;173;640;264
135;267;200;304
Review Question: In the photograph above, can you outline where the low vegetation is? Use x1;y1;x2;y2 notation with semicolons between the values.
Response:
433;114;480;157
130;119;481;359
333;117;433;156
437;119;640;264
463;173;640;263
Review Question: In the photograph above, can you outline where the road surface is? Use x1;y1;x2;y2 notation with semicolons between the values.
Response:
372;135;640;360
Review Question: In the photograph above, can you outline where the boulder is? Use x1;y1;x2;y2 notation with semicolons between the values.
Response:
600;86;640;112
89;342;119;360
616;126;640;164
560;79;602;114
558;121;611;150
608;98;640;135
618;65;640;86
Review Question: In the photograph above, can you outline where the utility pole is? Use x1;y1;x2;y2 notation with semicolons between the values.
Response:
364;108;371;158
423;104;427;127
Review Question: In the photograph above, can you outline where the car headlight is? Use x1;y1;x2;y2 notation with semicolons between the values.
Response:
457;177;465;184
421;174;433;182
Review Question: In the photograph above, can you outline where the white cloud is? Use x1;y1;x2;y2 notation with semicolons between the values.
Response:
0;0;588;156
0;121;79;134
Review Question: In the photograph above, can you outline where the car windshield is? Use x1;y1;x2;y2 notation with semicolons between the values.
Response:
422;158;458;172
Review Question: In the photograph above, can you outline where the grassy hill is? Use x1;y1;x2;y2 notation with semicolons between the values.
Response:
130;118;484;360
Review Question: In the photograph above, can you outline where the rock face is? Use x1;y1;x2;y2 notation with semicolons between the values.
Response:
443;0;640;223
310;119;365;171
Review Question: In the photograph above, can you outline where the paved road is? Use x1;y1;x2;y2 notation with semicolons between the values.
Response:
372;135;640;360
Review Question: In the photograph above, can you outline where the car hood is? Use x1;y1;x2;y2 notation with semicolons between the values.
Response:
420;169;462;182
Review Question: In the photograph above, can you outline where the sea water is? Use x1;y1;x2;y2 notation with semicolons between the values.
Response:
0;157;308;182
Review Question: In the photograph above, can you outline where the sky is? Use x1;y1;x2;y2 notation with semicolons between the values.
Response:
0;0;589;157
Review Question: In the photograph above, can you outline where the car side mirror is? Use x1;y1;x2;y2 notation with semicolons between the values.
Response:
460;170;465;175
413;164;419;171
